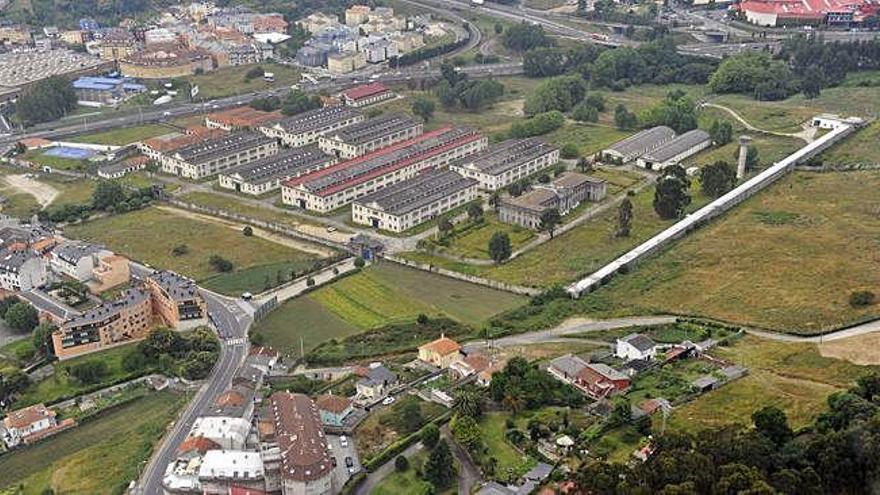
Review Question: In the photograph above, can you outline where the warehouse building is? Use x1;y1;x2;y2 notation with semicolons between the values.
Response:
218;145;337;195
340;82;394;107
282;125;486;213
161;131;279;179
449;138;560;191
318;113;423;159
73;76;146;107
636;129;712;170
499;172;608;230
138;127;227;162
352;169;478;232
260;106;365;148
601;126;676;164
205;106;284;131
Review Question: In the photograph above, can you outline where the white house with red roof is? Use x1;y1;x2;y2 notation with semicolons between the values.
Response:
340;82;394;107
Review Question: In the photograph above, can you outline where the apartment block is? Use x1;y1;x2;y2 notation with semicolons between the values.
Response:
317;113;422;159
49;241;113;282
161;131;279;179
449;138;561;191
352;169;477;233
259;106;365;148
217;145;337;195
0;249;47;292
282;125;486;213
146;271;208;328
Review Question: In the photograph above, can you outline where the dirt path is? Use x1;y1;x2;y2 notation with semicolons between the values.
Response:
701;102;816;143
156;206;336;257
2;174;59;207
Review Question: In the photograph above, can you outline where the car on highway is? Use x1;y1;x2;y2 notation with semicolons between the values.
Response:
382;396;395;405
340;435;348;447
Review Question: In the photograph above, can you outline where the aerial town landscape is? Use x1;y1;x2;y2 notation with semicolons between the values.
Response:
0;0;878;493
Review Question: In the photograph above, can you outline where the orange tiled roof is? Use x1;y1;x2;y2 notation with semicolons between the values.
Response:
420;336;461;356
316;394;352;414
3;404;54;429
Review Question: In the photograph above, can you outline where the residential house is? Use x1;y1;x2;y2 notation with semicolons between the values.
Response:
577;363;631;398
188;416;251;450
0;403;71;448
615;333;658;361
355;362;397;401
418;334;463;369
49;241;113;281
316;394;353;427
0;249;48;291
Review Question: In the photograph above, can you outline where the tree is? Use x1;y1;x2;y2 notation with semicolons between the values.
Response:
417;313;429;325
653;165;691;219
752;406;792;446
421;423;440;449
244;65;265;81
850;290;876;308
609;397;633;427
524;75;588;116
208;255;233;272
467;203;484;222
494;22;504;34
560;143;579;159
576;157;593;173
16;75;78;126
509;111;565;138
395;455;409;472
354;257;366;268
451;414;483;452
743;145;759;170
92;181;126;211
700;161;737;198
709;52;796;101
455;387;484;419
572;101;600;123
32;322;55;357
5;302;38;332
411;97;435;122
242;226;253;237
400;400;424;433
641;90;698;133
0;298;17;319
306;277;316;287
709;120;734;145
616;197;633;237
282;90;322;116
614;104;638;130
502;23;552;52
423;440;456;489
540;209;562;238
438;218;454;236
180;350;217;379
488;232;512;263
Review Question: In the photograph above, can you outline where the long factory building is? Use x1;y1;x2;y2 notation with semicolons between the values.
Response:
217;145;337;195
352;169;478;232
449;138;561;191
317;113;423;159
259;105;365;148
160;131;279;179
281;125;487;213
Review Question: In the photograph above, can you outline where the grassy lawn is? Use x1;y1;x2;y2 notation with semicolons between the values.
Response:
13;342;150;409
0;391;187;495
683;134;803;171
437;213;535;260
356;395;446;461
64;207;320;290
180;191;323;229
404;181;712;289
581;171;880;333
544;122;631;157
185;63;301;100
251;296;360;357
372;450;435;495
310;262;526;329
820;121;880;165
480;412;536;479
591;425;645;463
668;335;874;431
19;150;84;171
71;124;172;146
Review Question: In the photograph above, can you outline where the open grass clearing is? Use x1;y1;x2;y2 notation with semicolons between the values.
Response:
819;333;880;366
64;207;320;290
0;391;187;495
371;450;437;495
435;213;535;260
71;124;173;146
479;412;536;479
185;63;301;100
819;121;880;165
19;149;83;171
355;395;446;461
252;295;361;358
581;171;880;333
683;133;803;171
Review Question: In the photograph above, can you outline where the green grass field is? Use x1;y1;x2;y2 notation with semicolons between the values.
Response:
0;391;187;495
71;124;172;146
683;134;803;170
480;412;536;479
185;63;302;99
372;450;434;495
820;121;880;165
20;150;83;171
180;191;322;229
252;296;360;356
668;335;874;430
64;207;320;291
432;213;535;260
582;171;880;333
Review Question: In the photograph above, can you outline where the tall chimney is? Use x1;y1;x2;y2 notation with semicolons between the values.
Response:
737;135;752;180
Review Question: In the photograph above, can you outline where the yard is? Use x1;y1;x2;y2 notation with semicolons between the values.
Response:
355;395;446;461
184;62;302;100
0;391;187;495
371;450;435;495
64;206;322;293
19;149;83;171
667;335;874;431
427;213;535;261
179;191;323;229
70;124;173;146
581;170;880;333
479;412;537;480
251;296;360;357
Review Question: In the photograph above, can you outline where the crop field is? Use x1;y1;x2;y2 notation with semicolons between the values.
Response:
668;335;874;430
311;262;526;328
0;391;187;495
65;207;320;290
71;124;172;146
583;171;880;333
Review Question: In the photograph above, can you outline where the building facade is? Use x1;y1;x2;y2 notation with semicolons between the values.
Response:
418;335;463;369
267;393;334;495
218;145;337;195
449;138;560;191
317;113;422;159
636;129;712;170
146;271;208;328
0;250;48;291
340;82;394;107
161;131;279;179
259;106;365;148
498;172;607;229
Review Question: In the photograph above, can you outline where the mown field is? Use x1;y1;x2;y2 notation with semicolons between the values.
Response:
184;62;302;99
71;124;173;146
65;206;321;294
668;335;875;431
583;171;880;333
253;262;526;356
0;391;187;495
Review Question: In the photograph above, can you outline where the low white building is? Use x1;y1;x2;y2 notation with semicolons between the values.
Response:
601;126;676;164
259;106;364;148
615;334;658;361
317;113;423;160
161;131;279;180
636;129;712;171
0;249;47;291
449;138;560;191
1;404;58;448
49;241;113;281
198;450;265;495
217;145;336;196
188;417;251;451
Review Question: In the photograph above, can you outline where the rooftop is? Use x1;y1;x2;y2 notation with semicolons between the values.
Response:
620;333;657;353
53;241;105;265
198;450;264;481
3;403;55;430
149;270;201;302
605;126;675;157
641;129;711;163
221;145;334;186
206;106;283;128
0;49;112;88
341;82;390;101
174;131;275;165
738;0;877;17
549;354;588;378
451;138;557;176
62;287;149;328
315;394;352;414
142;128;227;153
269;392;333;482
354;169;477;216
323;113;420;146
273;105;363;133
419;335;461;356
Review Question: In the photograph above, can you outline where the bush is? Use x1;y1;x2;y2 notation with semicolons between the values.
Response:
209;255;233;273
243;226;253;237
509;110;565;138
171;244;189;256
69;360;109;384
560;143;580;159
395;455;410;471
354;257;366;268
850;290;876;308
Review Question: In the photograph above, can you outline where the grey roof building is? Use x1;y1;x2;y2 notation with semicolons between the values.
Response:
164;130;279;180
174;131;275;165
602;126;676;163
318;113;423;159
450;138;560;191
637;129;712;170
547;354;588;381
217;145;336;195
620;333;657;353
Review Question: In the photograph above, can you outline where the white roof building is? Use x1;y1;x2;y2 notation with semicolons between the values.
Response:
189;417;250;450
197;450;264;481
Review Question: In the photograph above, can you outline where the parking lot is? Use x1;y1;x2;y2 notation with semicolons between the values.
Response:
327;434;361;489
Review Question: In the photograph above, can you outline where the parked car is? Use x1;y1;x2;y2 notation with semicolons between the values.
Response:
340;435;348;447
345;456;354;468
382;396;395;406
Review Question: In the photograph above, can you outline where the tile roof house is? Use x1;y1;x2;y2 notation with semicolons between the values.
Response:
418;334;463;369
340;82;394;107
315;394;353;426
1;403;73;448
577;363;631;398
267;393;334;493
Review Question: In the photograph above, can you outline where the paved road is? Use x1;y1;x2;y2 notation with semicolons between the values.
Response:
463;316;678;353
442;424;482;494
746;318;880;343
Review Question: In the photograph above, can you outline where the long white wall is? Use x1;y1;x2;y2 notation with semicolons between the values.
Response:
568;122;858;297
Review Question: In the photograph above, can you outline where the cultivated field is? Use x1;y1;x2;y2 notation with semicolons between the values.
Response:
0;391;187;495
65;206;321;293
585;171;880;333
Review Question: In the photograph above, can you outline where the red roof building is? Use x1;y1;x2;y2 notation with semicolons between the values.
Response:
340;82;394;107
736;0;879;26
576;363;631;399
268;393;334;492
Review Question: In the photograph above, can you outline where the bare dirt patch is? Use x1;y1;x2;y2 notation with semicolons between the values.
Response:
819;332;880;365
2;174;59;207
